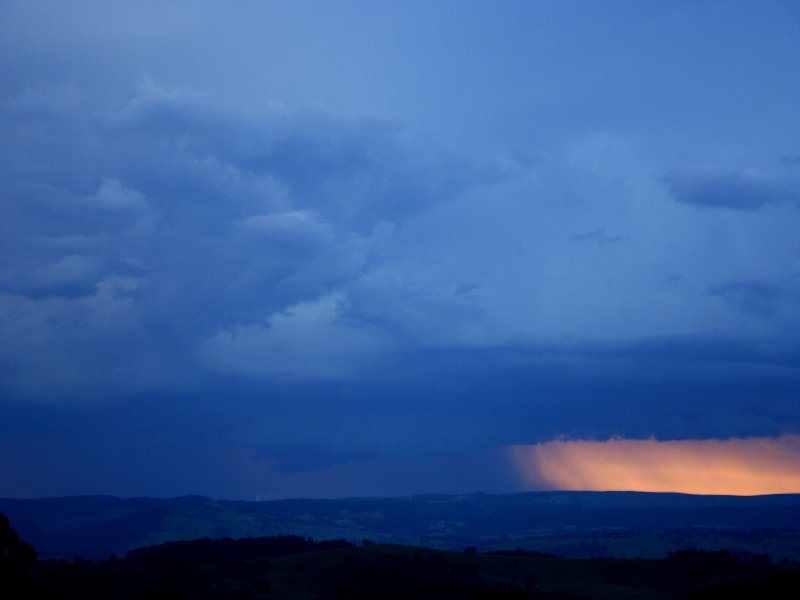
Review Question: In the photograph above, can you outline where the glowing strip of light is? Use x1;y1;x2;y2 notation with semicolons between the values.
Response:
508;435;800;495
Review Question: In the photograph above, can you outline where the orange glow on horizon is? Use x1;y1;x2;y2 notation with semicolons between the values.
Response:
509;435;800;496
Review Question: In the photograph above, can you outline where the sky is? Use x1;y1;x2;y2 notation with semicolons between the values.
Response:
1;0;800;499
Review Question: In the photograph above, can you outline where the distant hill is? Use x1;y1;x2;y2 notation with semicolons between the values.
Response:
2;491;800;561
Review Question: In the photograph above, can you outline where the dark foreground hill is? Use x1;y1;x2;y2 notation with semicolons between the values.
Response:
2;491;800;562
14;536;800;600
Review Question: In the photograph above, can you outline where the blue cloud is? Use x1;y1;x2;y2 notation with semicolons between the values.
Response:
662;165;798;210
1;1;800;498
0;80;501;400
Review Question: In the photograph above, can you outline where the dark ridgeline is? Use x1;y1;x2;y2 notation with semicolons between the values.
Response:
3;507;800;599
125;534;352;565
3;491;800;561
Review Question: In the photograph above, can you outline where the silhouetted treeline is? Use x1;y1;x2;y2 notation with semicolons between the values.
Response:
126;534;352;566
25;535;351;600
1;511;37;597
5;509;800;600
690;572;800;599
336;551;530;599
486;549;559;559
667;547;771;566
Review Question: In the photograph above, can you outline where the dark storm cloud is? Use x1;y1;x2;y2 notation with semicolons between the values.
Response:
0;178;150;299
0;254;104;300
662;165;799;210
104;82;487;231
3;332;799;497
2;1;799;499
0;81;499;401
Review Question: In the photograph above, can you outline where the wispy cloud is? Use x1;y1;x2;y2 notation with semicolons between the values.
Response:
662;165;798;210
569;227;623;244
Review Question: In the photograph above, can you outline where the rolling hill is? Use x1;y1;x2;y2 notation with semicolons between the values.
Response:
3;491;800;562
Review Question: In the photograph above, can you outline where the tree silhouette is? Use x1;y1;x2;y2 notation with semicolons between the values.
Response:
1;511;37;597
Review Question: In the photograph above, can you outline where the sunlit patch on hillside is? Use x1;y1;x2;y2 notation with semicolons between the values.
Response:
509;435;800;495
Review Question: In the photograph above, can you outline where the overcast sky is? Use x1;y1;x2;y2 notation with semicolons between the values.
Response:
1;1;799;499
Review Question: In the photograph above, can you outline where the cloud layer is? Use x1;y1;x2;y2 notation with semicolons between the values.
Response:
0;80;495;396
662;165;799;210
1;1;799;498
